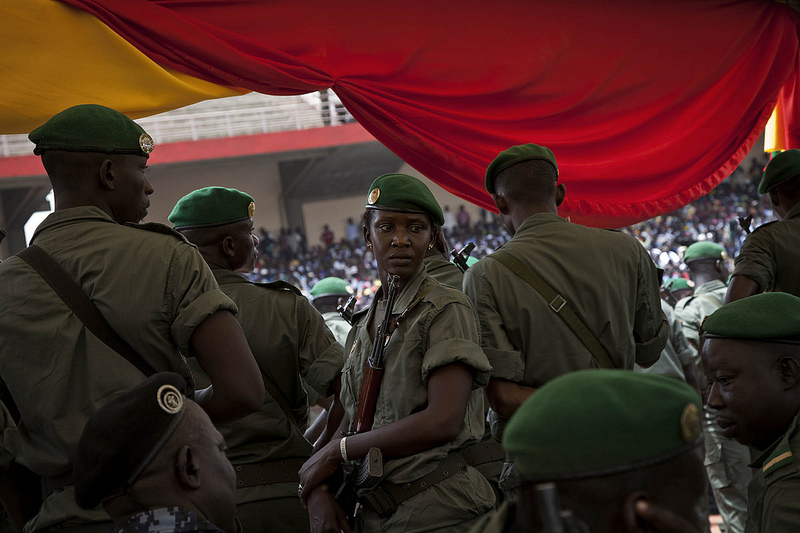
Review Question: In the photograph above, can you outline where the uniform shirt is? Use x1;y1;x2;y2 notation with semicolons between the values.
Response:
111;508;226;533
321;311;352;347
732;203;800;297
746;412;800;533
674;279;727;350
189;269;344;505
463;213;667;404
342;266;495;531
0;207;234;532
423;254;464;290
635;299;693;381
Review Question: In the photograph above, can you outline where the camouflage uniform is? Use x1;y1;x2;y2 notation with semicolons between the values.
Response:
111;508;226;533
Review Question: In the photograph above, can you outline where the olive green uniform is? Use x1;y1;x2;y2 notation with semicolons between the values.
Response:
342;266;495;532
463;213;668;499
423;254;463;290
746;412;800;533
188;269;344;533
675;279;751;533
466;501;514;533
635;299;694;381
732;203;800;297
0;207;235;533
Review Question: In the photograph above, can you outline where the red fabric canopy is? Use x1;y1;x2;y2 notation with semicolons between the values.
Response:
60;0;800;227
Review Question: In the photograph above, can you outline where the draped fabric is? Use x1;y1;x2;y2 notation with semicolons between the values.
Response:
5;1;800;227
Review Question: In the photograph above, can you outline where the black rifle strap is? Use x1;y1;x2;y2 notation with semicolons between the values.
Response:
16;245;156;377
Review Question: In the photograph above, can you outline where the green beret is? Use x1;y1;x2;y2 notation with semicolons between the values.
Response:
365;173;444;226
74;373;188;509
485;144;558;194
758;149;800;194
503;370;701;480
665;277;695;291
310;277;353;299
169;186;255;229
701;292;800;341
28;104;154;158
683;242;727;263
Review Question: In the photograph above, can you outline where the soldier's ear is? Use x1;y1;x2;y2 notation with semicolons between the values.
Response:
491;193;508;215
176;445;202;490
555;183;566;207
98;159;115;191
220;235;236;258
778;356;800;390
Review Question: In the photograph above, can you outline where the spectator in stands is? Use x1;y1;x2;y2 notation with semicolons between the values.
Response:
320;224;335;248
457;204;471;231
346;217;360;245
442;205;457;237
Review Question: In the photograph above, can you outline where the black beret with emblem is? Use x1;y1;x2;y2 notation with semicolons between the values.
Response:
28;104;154;158
503;369;701;480
364;173;444;226
74;373;188;509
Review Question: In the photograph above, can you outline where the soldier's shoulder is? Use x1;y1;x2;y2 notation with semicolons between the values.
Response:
749;220;779;237
124;221;191;244
253;279;303;296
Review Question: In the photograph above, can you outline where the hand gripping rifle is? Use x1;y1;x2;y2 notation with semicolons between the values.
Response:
334;275;400;518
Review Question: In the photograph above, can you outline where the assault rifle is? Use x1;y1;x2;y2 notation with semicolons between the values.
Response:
337;294;358;325
333;274;400;519
451;241;475;272
533;483;589;533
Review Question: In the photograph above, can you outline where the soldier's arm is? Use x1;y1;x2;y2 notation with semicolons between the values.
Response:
191;310;264;423
485;378;536;419
724;275;759;304
313;376;345;452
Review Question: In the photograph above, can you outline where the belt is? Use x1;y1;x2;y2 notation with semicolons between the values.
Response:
234;457;306;488
360;441;501;518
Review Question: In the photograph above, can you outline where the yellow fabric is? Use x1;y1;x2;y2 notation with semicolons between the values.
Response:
0;0;246;134
764;103;786;153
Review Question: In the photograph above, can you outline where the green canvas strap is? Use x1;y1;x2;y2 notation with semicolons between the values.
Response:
489;249;615;369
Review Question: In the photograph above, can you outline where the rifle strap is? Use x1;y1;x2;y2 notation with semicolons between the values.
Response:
16;245;157;377
489;250;615;370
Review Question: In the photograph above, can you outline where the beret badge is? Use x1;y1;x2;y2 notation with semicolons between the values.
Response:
139;133;155;154
248;201;255;218
157;385;183;415
368;188;380;205
680;403;701;443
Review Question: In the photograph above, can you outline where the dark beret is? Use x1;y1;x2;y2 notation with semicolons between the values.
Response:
169;187;255;230
365;173;444;226
503;370;701;480
73;373;188;509
28;104;153;158
758;149;800;194
485;144;558;194
701;292;800;341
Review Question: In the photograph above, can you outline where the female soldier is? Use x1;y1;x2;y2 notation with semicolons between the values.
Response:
299;173;495;532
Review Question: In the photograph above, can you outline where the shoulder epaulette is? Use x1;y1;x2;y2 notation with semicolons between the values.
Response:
125;222;190;243
255;280;302;296
762;444;794;476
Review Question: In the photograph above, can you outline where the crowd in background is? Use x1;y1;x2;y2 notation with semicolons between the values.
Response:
248;153;772;303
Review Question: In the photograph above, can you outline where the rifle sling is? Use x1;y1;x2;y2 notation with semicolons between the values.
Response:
16;245;157;377
489;250;615;370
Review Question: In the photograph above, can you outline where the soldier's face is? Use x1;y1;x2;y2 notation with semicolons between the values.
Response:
364;210;434;283
703;338;791;450
109;155;153;224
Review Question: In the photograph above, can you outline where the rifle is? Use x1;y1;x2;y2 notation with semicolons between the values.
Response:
337;294;358;325
333;274;400;519
533;483;589;533
451;242;475;273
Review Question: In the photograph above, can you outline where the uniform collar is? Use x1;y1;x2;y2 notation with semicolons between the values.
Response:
30;206;117;244
750;413;799;475
356;263;429;322
695;279;726;295
785;203;800;220
212;268;250;285
515;212;568;235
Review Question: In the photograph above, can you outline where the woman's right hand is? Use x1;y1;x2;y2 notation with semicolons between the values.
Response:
308;486;353;533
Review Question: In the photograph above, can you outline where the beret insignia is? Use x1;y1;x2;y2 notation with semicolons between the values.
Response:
139;133;155;154
680;403;701;443
248;201;255;218
368;188;380;205
157;384;183;415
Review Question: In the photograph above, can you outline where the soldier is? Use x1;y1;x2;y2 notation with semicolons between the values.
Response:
726;149;800;302
73;372;237;533
662;277;695;307
309;276;355;347
463;143;668;501
675;241;751;533
701;292;800;533
169;187;345;533
470;370;707;533
635;298;698;391
0;105;263;532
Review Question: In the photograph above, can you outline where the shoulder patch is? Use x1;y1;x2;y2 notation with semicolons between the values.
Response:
763;447;794;476
126;222;190;243
255;280;302;296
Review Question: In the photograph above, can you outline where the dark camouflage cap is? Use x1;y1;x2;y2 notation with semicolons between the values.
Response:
310;277;353;299
701;292;800;341
365;173;444;226
485;144;558;194
28;104;154;158
74;373;188;509
758;149;800;194
169;186;255;230
683;242;727;263
503;370;701;480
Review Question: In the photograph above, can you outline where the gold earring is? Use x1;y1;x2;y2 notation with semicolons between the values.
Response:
367;243;372;249
428;243;433;250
